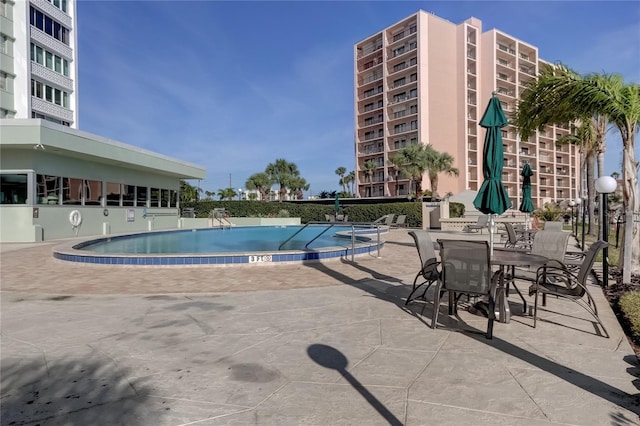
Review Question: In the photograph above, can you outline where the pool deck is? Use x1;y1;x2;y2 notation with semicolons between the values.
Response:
1;229;639;425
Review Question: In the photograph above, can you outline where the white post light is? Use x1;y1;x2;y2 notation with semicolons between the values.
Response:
595;176;617;287
569;200;576;236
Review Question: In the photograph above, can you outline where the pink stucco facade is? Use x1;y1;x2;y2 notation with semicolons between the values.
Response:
354;11;579;209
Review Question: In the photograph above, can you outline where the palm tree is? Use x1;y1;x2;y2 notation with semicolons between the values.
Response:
390;144;434;200
245;172;273;202
179;180;201;203
335;167;347;193
362;160;377;197
388;155;404;196
556;119;598;235
287;176;309;200
342;171;354;197
217;187;237;201
265;158;301;202
346;170;356;196
515;63;639;281
426;150;459;199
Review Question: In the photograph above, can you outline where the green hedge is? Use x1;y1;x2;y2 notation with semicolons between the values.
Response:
182;201;424;227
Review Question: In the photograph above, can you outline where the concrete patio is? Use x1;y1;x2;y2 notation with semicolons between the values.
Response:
1;229;638;425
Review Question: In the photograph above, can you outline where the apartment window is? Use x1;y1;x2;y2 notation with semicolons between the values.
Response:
410;104;417;114
394;123;407;134
393;46;405;57
31;79;71;108
409;57;417;66
0;36;7;54
393;62;405;72
30;7;69;45
392;31;404;42
409;73;417;82
363;102;374;112
0;72;6;90
0;0;6;17
409;41;417;50
409;88;417;98
49;0;68;13
410;120;417;130
31;111;70;126
393;92;406;103
136;186;147;207
393;77;405;88
30;43;70;77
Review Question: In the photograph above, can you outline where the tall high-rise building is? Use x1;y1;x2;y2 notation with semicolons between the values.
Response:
354;11;579;208
0;0;79;127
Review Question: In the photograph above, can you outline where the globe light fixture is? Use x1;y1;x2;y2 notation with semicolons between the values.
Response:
595;176;617;287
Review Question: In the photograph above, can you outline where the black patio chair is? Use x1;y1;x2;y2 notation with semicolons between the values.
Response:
431;239;501;339
531;240;609;337
405;230;440;306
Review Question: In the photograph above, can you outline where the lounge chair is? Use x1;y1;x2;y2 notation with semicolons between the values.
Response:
405;231;440;305
391;214;407;228
373;214;395;226
431;239;501;339
531;240;609;337
503;223;532;251
466;215;488;233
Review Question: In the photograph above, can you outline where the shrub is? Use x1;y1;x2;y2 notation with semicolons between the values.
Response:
619;291;640;341
449;202;465;218
277;209;290;218
534;203;563;221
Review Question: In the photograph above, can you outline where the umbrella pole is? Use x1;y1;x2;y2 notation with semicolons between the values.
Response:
489;214;494;256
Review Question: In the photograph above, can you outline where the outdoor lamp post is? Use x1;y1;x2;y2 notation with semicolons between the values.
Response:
574;198;582;238
595;176;617;287
569;200;575;236
238;188;243;201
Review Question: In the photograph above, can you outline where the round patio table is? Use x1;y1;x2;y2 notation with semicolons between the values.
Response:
489;249;549;323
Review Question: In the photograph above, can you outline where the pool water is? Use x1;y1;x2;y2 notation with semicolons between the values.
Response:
78;225;368;254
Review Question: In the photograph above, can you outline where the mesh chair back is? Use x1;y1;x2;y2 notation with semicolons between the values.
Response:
438;240;491;294
531;231;570;262
544;221;563;232
477;215;489;226
577;240;608;284
409;231;439;277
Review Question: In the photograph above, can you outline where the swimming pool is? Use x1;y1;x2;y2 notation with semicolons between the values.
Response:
53;224;387;266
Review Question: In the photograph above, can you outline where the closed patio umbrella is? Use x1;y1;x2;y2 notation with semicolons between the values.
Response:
518;163;535;228
473;95;512;254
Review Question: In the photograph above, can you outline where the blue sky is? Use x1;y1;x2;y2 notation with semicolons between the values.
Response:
77;1;640;196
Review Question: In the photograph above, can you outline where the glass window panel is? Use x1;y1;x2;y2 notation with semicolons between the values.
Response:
63;92;68;108
45;85;52;102
44;16;53;35
170;190;177;208
62;177;82;205
85;180;102;205
0;174;28;204
123;185;135;206
36;46;43;64
63;59;69;76
106;182;121;206
161;189;170;207
54;55;61;73
37;174;59;204
136;186;147;207
45;51;53;68
54;89;61;105
150;188;159;207
61;0;67;12
30;43;35;61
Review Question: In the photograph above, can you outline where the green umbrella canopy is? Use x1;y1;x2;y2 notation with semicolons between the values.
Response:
518;163;535;213
334;194;340;213
473;96;512;215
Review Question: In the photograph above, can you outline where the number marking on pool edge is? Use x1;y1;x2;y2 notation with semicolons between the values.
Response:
249;255;272;263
